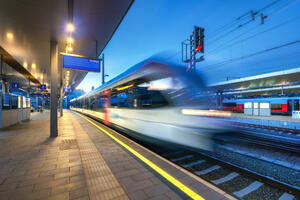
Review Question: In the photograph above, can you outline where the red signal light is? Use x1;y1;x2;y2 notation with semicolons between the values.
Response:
195;45;203;52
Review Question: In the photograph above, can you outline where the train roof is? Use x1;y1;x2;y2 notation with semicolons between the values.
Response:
71;58;188;102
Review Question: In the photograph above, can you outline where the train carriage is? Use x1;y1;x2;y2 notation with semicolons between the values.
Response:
70;60;232;150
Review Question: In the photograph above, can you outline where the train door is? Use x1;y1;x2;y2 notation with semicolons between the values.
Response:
293;100;299;111
287;100;292;114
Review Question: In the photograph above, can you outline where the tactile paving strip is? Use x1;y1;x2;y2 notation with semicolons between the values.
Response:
71;116;129;200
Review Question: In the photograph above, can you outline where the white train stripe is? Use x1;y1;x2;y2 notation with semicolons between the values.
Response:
278;192;295;200
183;160;205;168
171;155;193;162
234;181;263;197
196;165;220;175
212;172;239;185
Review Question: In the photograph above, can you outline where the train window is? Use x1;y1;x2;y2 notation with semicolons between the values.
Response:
89;96;97;110
244;102;252;109
118;93;134;108
139;91;168;108
260;102;270;109
222;103;236;107
294;100;299;111
271;104;282;110
110;95;118;107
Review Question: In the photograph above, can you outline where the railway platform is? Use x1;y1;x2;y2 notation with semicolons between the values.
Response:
0;110;236;200
227;113;300;133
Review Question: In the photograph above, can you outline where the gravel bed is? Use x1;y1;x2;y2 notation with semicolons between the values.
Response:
200;167;233;180
204;146;300;187
243;185;294;200
175;156;199;165
164;151;188;159
218;175;255;193
189;161;214;171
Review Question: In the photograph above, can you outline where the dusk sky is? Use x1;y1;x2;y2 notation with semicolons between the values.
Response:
77;0;300;93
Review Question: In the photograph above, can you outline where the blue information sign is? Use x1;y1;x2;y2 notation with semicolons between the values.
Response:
40;84;46;89
12;82;19;89
63;55;100;72
64;88;72;93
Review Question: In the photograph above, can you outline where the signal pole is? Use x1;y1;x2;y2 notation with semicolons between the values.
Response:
182;26;205;73
182;26;205;97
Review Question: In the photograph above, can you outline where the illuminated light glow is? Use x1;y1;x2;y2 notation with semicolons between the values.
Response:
67;37;74;43
67;23;74;32
6;32;14;39
23;62;28;68
78;113;206;200
195;45;203;52
32;63;36;69
116;84;134;91
67;46;73;52
181;109;232;117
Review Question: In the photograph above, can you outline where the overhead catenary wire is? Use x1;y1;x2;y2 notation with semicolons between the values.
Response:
206;15;300;56
205;0;285;45
201;39;300;71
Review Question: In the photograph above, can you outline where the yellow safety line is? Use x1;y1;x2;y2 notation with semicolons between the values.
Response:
79;113;205;200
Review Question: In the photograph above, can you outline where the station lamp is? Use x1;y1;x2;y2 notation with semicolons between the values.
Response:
6;32;14;40
32;63;36;70
23;62;28;69
67;46;73;52
67;23;74;32
67;37;73;44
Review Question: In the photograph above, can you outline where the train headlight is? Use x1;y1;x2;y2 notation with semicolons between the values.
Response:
181;109;232;117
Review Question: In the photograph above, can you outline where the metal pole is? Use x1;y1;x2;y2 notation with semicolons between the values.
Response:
50;40;58;137
60;86;63;116
0;54;2;128
60;57;63;116
0;54;3;76
102;54;105;84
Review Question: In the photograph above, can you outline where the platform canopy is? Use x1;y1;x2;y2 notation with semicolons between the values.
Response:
209;67;300;95
0;0;134;91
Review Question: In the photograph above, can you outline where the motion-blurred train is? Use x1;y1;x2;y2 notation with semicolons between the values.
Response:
222;97;300;114
70;60;232;150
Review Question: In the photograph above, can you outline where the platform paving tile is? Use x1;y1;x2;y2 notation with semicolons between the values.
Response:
0;112;91;200
71;110;236;200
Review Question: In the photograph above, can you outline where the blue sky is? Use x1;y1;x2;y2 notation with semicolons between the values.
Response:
77;0;300;93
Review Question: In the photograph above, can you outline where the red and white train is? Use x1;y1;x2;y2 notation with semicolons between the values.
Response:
222;97;300;114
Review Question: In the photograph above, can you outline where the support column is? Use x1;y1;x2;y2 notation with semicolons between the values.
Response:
60;86;63;116
50;40;58;137
60;54;63;117
0;54;3;128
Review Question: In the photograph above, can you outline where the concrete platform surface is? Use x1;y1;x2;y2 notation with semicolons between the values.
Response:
228;113;300;131
0;110;235;200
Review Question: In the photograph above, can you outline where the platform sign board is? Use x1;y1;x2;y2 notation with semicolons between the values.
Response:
12;82;19;89
63;55;100;72
40;84;46;90
64;88;72;93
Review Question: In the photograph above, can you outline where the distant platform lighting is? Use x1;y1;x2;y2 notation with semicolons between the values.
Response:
67;46;73;52
6;32;14;39
67;23;74;32
23;62;28;68
67;37;73;43
32;63;36;70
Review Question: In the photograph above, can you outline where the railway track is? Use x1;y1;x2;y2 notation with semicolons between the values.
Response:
213;128;300;154
82;113;300;200
156;148;300;200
